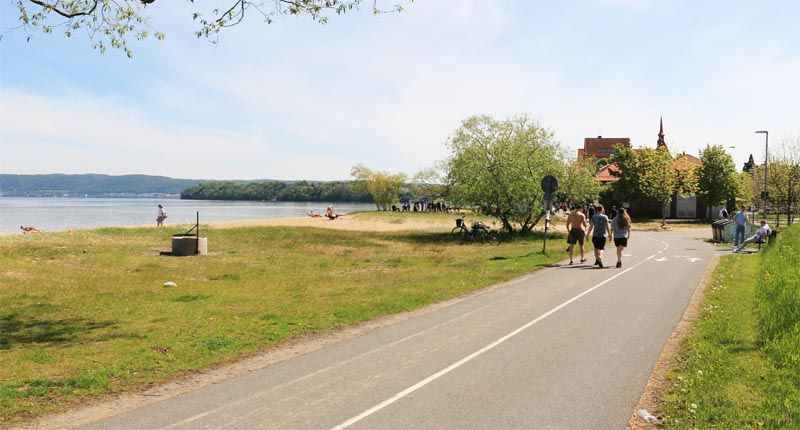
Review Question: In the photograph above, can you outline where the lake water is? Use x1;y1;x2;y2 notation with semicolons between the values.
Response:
0;198;376;234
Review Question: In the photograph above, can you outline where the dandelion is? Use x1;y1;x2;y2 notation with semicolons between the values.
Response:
697;370;703;375
691;403;698;409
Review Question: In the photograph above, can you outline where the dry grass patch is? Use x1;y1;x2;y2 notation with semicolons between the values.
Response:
1;219;563;423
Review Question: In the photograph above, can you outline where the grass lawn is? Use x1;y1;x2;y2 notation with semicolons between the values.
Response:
0;212;565;423
659;229;800;429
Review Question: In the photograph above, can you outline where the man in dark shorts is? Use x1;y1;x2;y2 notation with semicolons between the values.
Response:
565;206;587;265
586;204;612;268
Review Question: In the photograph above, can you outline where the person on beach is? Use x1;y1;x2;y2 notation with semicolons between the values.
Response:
307;210;322;218
325;205;342;220
734;219;771;253
586;204;611;268
611;208;632;268
156;204;167;227
20;225;44;233
565;206;587;265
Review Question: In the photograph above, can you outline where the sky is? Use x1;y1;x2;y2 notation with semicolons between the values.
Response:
1;0;798;181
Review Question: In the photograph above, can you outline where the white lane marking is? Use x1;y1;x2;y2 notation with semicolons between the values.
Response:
329;254;657;430
165;271;552;429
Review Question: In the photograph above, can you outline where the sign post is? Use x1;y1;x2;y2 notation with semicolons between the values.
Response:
540;175;558;253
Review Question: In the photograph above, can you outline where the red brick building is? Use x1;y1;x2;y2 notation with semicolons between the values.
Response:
586;118;707;219
578;136;631;160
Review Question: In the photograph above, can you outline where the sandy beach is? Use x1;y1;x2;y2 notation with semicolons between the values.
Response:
204;215;461;232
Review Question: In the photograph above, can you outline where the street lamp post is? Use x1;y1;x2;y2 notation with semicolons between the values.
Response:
756;130;768;219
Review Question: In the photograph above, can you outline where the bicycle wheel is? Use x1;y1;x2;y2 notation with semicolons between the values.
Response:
474;227;489;244
451;225;468;240
485;230;500;246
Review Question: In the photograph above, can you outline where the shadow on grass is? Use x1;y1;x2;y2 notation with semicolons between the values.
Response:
0;312;123;350
378;230;566;245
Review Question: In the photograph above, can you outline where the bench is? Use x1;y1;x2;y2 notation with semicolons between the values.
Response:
757;229;780;249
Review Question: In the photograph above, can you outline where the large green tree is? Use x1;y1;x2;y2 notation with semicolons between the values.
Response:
443;114;566;233
610;145;698;225
412;165;449;202
766;138;800;224
561;156;603;205
10;0;408;56
350;163;407;211
697;145;740;218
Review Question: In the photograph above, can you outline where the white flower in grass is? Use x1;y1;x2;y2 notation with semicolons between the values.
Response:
697;370;703;375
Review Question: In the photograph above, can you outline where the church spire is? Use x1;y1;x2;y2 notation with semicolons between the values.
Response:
657;116;667;150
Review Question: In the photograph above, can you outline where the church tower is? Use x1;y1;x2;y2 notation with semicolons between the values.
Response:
656;117;667;150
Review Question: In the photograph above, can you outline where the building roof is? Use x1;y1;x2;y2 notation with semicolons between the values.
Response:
580;136;631;159
596;163;621;183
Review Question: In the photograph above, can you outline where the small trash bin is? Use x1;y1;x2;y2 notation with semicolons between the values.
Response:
711;220;722;241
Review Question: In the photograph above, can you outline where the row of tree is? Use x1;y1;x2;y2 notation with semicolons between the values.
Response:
180;114;798;233
180;180;373;203
747;140;800;224
350;114;799;232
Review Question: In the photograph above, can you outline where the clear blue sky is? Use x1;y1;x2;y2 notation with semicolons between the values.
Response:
1;0;797;181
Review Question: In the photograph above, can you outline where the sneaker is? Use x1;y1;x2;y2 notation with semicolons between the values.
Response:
616;261;622;268
569;260;574;265
580;258;587;263
594;259;599;266
598;259;603;268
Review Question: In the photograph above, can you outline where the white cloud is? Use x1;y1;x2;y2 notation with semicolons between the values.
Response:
2;0;798;182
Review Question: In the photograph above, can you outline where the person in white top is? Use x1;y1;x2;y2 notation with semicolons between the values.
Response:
156;204;166;227
734;220;771;253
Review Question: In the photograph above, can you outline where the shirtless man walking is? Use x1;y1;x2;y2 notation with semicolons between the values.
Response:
565;206;588;265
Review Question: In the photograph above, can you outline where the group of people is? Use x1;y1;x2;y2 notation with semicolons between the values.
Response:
727;205;772;253
565;204;631;268
308;205;343;220
393;200;451;213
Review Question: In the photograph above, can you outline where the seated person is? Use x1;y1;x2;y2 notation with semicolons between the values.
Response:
20;225;44;233
325;205;342;220
734;220;771;253
307;210;322;218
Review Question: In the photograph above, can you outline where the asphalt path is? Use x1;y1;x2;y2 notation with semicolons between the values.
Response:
80;228;718;430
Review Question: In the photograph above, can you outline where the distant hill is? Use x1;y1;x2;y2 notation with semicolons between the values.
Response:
0;174;219;197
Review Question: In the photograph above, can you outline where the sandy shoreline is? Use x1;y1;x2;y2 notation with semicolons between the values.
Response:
2;215;478;237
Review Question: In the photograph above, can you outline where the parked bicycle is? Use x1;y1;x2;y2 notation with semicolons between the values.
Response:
451;218;500;245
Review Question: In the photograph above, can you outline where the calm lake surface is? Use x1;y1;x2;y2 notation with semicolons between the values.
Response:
0;198;376;234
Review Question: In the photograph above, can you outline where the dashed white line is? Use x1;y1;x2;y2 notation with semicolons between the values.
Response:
329;253;657;430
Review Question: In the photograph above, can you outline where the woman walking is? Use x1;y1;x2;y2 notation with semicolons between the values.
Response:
611;208;632;268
